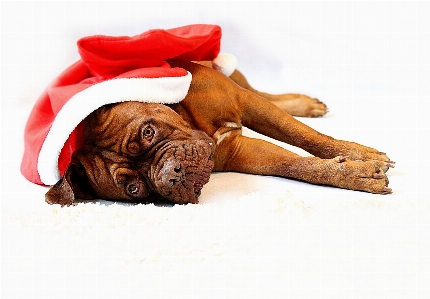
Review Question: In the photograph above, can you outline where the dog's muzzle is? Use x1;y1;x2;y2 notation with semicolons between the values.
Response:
149;133;214;204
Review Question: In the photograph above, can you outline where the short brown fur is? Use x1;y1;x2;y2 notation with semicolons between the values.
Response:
46;59;394;206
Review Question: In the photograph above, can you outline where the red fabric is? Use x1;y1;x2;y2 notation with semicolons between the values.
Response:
21;24;223;185
21;61;91;185
78;24;221;78
57;122;85;177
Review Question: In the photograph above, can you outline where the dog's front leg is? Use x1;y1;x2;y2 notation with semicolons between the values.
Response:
238;89;394;168
215;134;391;194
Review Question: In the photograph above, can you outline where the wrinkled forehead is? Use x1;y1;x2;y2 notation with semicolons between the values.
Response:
101;102;185;123
83;102;190;139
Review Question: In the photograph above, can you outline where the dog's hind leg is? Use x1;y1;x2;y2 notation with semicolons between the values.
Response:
214;134;391;194
229;69;328;117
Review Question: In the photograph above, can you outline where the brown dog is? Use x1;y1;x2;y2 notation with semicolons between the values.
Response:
46;59;394;206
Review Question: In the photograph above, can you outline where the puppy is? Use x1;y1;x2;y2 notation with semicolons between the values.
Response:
45;59;394;206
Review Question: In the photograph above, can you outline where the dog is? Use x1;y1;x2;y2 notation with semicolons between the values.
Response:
45;59;394;206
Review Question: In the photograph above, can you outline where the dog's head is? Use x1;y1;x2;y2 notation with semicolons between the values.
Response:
46;102;215;205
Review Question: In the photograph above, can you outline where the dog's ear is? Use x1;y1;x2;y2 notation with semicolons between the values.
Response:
45;161;95;206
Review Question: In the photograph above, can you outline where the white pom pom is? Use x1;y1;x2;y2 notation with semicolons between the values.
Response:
212;53;238;77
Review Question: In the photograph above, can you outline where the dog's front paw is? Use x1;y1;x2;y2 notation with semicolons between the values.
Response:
330;157;392;194
336;141;395;171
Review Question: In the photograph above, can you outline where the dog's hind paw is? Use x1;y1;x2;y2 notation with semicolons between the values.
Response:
272;94;328;117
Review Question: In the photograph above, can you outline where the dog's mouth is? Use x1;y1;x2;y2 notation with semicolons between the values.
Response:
149;138;214;204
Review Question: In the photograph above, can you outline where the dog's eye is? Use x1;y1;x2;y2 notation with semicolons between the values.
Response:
127;183;139;195
143;126;155;139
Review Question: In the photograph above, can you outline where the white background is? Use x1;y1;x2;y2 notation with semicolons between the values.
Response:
2;1;430;299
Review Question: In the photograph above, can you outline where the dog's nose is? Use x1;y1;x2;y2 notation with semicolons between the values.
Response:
161;159;184;187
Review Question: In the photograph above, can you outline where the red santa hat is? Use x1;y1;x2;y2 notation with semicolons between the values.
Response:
21;24;237;186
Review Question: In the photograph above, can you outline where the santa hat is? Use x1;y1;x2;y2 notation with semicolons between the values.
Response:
21;24;237;186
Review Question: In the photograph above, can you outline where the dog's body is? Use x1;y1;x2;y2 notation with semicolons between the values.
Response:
46;59;393;206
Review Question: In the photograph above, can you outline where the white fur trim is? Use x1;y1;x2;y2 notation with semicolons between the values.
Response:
38;73;192;185
212;53;238;77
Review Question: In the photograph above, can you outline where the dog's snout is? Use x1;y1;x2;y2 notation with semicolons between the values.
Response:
161;160;184;187
173;164;182;173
